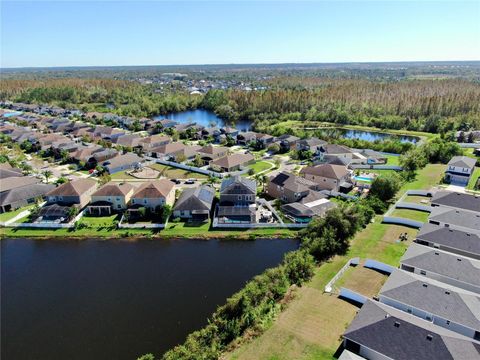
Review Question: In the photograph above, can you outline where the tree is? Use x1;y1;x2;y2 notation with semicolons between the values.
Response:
268;143;280;154
176;154;187;163
55;177;68;185
193;154;203;168
42;170;53;183
282;250;315;285
369;173;402;202
98;173;111;186
160;204;172;222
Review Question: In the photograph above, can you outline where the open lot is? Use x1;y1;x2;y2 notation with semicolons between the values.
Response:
335;266;388;298
149;163;208;179
404;195;431;204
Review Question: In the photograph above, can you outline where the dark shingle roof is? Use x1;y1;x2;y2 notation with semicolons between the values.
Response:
173;185;215;212
0;183;55;206
429;207;480;232
447;156;476;169
432;191;480;213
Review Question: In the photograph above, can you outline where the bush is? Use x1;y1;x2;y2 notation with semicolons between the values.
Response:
369;173;402;202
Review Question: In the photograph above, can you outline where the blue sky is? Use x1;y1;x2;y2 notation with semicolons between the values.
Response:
1;1;479;68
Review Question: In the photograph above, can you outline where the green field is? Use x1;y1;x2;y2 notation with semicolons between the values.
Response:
467;167;480;190
0;204;35;223
390;208;429;223
149;163;208;179
248;160;274;174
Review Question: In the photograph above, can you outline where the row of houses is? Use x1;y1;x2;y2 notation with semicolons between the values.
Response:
341;190;480;359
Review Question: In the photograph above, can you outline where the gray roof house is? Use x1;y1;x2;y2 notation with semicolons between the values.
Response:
428;207;480;233
343;299;480;360
379;269;480;340
172;185;215;221
400;243;480;293
445;156;476;186
103;153;144;174
431;191;480;213
217;176;256;224
0;182;54;213
415;223;480;260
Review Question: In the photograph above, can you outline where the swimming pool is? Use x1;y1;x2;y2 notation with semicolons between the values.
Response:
354;176;374;182
2;111;23;118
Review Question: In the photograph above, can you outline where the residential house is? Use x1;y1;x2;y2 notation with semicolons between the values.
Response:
296;137;327;155
129;180;175;212
210;153;255;172
300;164;352;192
197;144;229;164
46;178;97;208
267;171;318;203
236;131;258;146
342;299;480;360
415;223;480;260
275;134;300;152
149;142;201;162
93;125;125;141
444;156;476;186
255;133;275;148
0;176;53;213
379;269;480;340
87;182;134;215
139;134;171;151
172;185;215;221
428;207;480;233
70;145;103;163
103;153;144;174
281;190;335;223
87;148;119;168
431;191;480;213
217;176;256;223
400;243;480;293
318;144;355;163
113;133;142;149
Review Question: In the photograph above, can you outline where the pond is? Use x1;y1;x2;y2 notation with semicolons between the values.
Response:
1;238;298;360
154;109;252;131
317;128;419;143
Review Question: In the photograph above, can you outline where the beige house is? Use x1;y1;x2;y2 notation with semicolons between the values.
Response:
300;164;352;191
46;178;97;208
210;153;255;172
129;180;175;210
88;182;134;215
267;171;318;203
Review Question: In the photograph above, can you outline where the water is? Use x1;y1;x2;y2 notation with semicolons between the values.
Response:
328;129;418;143
154;109;252;131
353;176;373;182
1;238;297;360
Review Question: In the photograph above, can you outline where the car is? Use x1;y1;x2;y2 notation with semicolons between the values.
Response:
170;178;181;184
185;179;195;184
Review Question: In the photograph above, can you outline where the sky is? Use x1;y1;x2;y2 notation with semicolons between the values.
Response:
1;1;479;68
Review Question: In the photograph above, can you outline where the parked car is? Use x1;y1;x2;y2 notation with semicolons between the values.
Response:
170;178;181;184
185;179;195;184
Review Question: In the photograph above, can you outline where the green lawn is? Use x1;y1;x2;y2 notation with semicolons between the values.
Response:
467;167;480;190
399;164;446;195
390;208;429;223
248;160;274;174
0;204;35;223
110;170;136;180
149;163;208;179
404;195;431;205
385;154;400;166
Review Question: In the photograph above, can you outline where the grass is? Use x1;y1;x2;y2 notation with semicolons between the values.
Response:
389;208;429;223
248;160;274;174
404;195;431;205
385;154;400;166
0;204;35;222
227;164;444;360
467;167;480;190
110;170;136;180
149;163;208;179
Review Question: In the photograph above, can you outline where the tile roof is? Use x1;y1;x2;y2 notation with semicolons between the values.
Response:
300;164;349;180
91;182;134;197
132;180;174;199
46;179;97;197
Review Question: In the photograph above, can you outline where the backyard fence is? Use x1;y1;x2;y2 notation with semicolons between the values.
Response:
394;202;432;213
118;215;167;229
339;287;367;305
364;259;395;274
324;257;360;293
350;165;403;170
406;190;433;197
382;216;424;228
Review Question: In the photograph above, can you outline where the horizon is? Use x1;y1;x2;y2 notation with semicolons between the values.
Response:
1;1;479;68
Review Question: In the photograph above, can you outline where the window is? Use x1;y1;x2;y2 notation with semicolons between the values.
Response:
420;270;426;275
144;199;147;204
407;309;412;314
446;320;450;325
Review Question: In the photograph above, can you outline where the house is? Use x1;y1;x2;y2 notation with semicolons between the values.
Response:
139;134;171;150
431;191;480;213
319;144;355;162
210;153;255;173
267;171;318;203
236;131;258;146
46;178;97;208
172;185;215;221
444;156;476;186
275;134;300;151
350;149;388;165
400;243;480;293
296;137;327;154
0;178;54;213
113;133;142;148
102;153;144;174
379;269;480;340
0;163;23;179
87;182;134;215
70;145;103;163
149;142;201;162
217;176;256;223
300;164;352;192
156;119;177;129
129;180;175;212
93;125;125;140
255;133;275;148
415;223;480;260
281;191;335;223
87;148;119;168
342;299;480;360
428;207;480;233
197;145;229;164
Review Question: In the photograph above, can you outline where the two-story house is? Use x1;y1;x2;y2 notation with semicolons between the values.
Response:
267;171;318;203
217;176;256;223
444;156;476;186
300;164;352;192
46;179;97;208
87;182;134;215
128;180;175;212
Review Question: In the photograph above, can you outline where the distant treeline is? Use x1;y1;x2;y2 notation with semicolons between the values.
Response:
2;77;480;133
201;79;480;132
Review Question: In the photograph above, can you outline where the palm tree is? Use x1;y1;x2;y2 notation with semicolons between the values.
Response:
42;170;53;183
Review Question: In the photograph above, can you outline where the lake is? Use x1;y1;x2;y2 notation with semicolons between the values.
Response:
339;129;418;143
154;109;252;131
1;238;298;360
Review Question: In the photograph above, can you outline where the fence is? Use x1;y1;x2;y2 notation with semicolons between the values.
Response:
4;206;85;229
118;214;167;229
382;216;424;228
324;257;360;293
350;164;403;170
395;202;432;213
364;259;395;274
320;190;357;201
339;287;367;305
149;158;223;178
406;190;433;197
211;217;308;229
458;143;480;148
